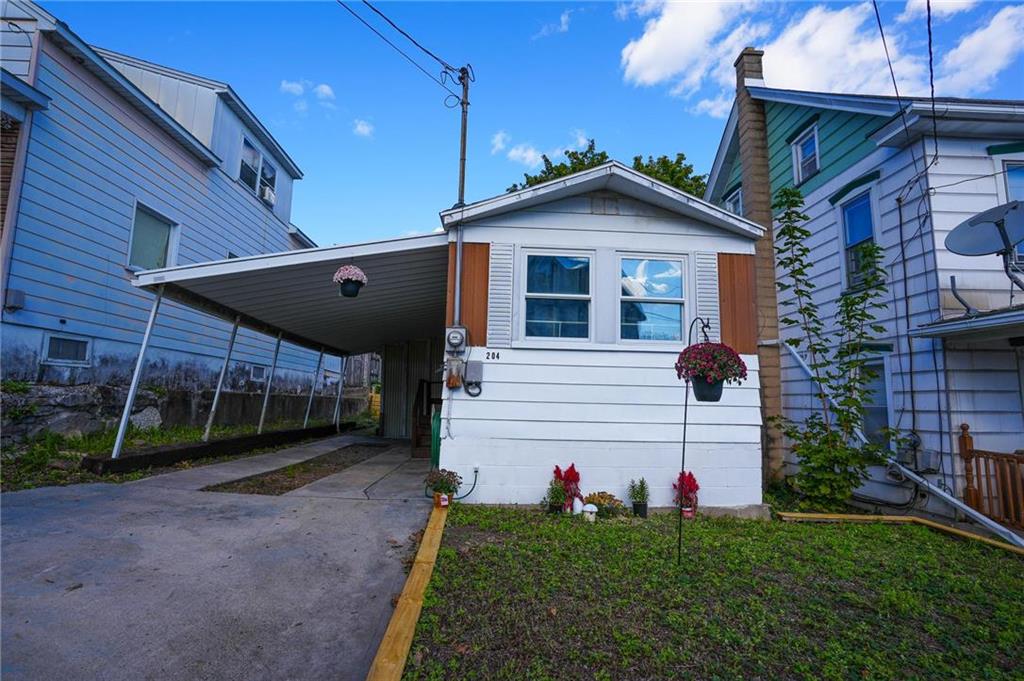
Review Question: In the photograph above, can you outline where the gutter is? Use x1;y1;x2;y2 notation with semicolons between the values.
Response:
772;339;1024;548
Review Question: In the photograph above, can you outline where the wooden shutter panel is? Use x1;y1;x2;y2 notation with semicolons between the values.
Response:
694;252;721;342
487;243;514;348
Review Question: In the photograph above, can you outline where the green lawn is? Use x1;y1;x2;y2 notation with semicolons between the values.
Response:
404;506;1023;680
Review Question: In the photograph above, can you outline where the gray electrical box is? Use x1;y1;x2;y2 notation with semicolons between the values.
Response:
464;360;483;384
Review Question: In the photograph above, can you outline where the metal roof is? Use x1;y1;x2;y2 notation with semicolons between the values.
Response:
910;305;1024;340
132;233;450;356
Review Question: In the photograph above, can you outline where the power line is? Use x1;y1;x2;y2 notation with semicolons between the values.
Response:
925;0;940;163
360;0;456;73
334;0;460;99
872;0;918;175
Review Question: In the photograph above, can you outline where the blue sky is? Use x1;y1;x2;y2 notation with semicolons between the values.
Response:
45;1;1024;247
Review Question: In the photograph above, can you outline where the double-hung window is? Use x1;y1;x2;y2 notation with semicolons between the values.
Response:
792;126;819;184
619;257;685;341
239;139;261;192
1006;162;1024;261
841;192;875;289
862;359;890;446
524;254;590;339
128;204;175;271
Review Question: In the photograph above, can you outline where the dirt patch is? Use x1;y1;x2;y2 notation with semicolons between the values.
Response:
203;445;385;495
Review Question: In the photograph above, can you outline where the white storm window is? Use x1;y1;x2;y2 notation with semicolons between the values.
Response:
792;126;819;184
524;254;591;339
619;257;685;341
862;359;890;446
723;187;743;216
128;204;175;271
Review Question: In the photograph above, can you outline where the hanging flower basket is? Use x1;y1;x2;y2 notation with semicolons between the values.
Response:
674;342;747;403
332;265;367;298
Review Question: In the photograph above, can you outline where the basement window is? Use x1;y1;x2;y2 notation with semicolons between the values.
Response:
251;365;268;382
43;334;90;366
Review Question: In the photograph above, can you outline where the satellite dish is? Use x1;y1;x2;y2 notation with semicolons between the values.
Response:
945;200;1024;292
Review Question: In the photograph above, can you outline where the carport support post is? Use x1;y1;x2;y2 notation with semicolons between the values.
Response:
202;315;240;442
257;332;283;434
111;285;164;459
333;355;346;432
302;348;324;428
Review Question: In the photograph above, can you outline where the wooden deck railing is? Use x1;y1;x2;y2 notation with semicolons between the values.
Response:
958;424;1024;530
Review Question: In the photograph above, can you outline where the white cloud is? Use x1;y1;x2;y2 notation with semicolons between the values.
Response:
352;119;374;138
293;99;309;113
535;9;575;39
898;0;978;23
691;95;733;119
490;130;510;154
280;79;305;96
935;5;1024;96
570;128;589;149
760;3;927;95
621;1;749;92
507;143;544;168
313;83;335;100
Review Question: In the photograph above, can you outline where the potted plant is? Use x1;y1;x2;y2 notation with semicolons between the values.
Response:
627;478;649;518
544;480;567;514
332;265;368;298
425;468;461;508
553;463;581;513
674;342;747;402
674;471;700;519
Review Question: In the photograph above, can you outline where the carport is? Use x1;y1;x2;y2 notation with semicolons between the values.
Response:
112;233;451;458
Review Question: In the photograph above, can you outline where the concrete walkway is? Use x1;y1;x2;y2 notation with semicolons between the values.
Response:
1;437;430;681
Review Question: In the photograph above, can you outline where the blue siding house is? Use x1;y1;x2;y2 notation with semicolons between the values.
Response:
706;48;1024;528
0;0;337;413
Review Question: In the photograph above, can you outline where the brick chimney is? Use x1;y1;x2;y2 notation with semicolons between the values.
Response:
733;48;784;482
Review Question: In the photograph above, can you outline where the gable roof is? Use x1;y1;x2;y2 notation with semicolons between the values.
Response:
705;84;1024;202
93;47;302;179
441;160;764;240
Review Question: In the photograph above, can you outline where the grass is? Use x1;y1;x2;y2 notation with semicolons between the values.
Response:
404;505;1024;681
0;417;370;492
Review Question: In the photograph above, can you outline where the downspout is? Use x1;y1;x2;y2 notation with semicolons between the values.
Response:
774;338;1024;548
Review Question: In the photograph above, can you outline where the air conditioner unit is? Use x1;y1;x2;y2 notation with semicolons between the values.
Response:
260;185;276;206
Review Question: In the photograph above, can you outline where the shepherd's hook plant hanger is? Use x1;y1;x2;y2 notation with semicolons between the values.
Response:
678;315;711;566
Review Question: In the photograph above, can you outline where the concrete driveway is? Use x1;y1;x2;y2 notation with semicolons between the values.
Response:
1;436;430;681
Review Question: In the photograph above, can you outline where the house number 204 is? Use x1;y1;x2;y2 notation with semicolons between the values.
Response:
485;351;501;360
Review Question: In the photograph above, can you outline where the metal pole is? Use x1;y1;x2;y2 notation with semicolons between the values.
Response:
203;316;239;442
111;285;164;459
257;332;282;434
677;378;690;566
333;356;346;432
452;66;470;326
303;349;324;429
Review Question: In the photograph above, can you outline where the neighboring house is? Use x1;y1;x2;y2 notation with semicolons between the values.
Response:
705;48;1024;514
127;162;768;509
0;0;334;402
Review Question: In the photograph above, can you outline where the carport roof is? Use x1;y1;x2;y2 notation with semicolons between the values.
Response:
132;233;449;356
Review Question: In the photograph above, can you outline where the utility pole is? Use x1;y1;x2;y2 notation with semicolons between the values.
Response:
452;65;471;327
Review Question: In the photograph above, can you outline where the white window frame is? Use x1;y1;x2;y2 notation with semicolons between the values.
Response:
993;158;1024;263
517;248;594;344
239;137;278;206
250;365;268;382
861;354;895;450
835;186;882;291
617;253;688;345
791;125;820;185
723;187;743;216
41;333;91;367
125;200;179;273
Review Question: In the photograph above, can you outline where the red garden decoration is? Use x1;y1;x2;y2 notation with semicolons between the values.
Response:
674;471;700;515
554;463;581;511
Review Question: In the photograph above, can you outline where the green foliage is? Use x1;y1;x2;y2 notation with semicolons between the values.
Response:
771;187;893;511
583;491;627;518
425;468;462;495
4;403;38;422
507;139;707;196
1;379;31;394
543;479;566;506
404;506;1024;680
627;477;649;504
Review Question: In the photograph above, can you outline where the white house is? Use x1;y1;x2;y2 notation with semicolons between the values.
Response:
127;162;768;509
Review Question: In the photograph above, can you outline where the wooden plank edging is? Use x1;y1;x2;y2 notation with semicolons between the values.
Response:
366;505;449;681
776;512;1024;556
